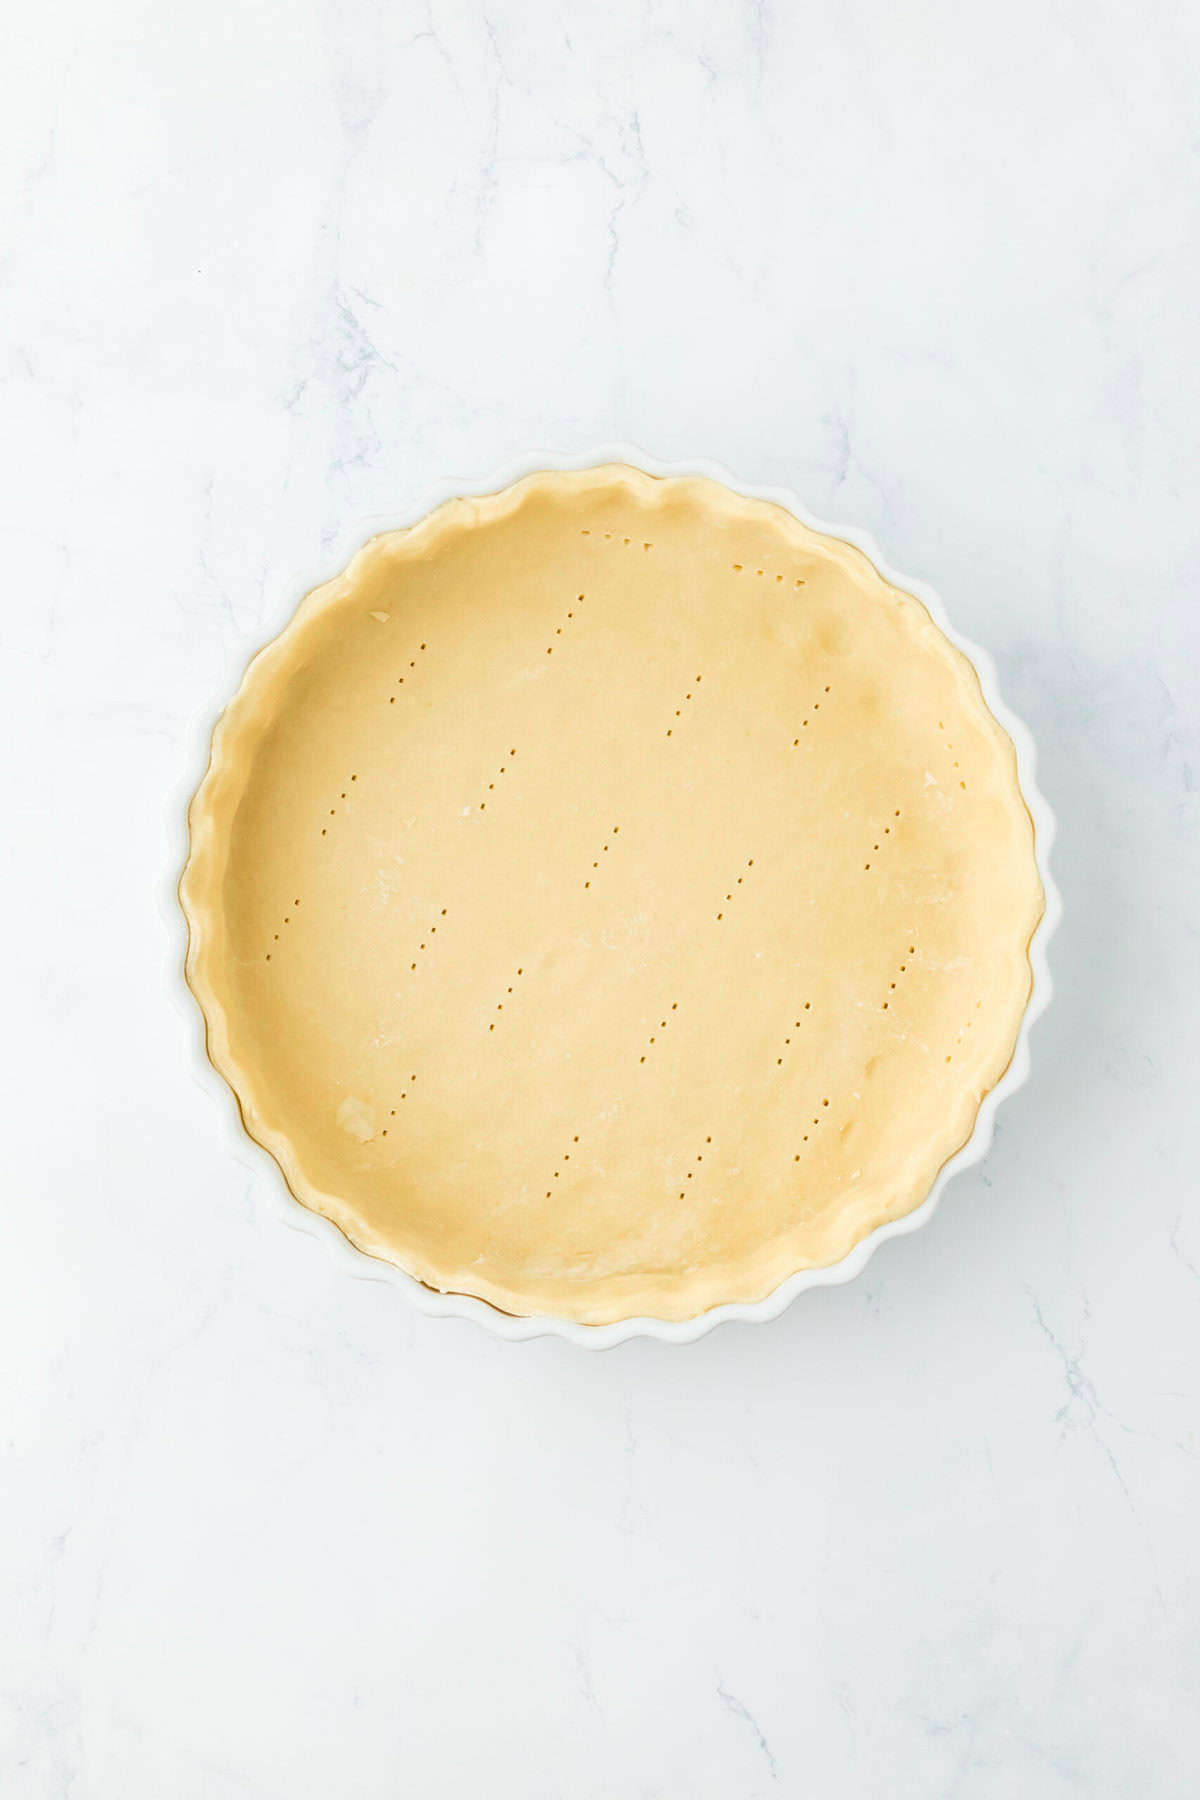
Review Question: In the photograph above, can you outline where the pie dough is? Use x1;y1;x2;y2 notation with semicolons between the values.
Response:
181;465;1043;1324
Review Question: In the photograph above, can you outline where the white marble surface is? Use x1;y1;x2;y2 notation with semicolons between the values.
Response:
4;1;1199;1793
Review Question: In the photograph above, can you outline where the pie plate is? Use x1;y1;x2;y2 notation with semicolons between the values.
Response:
170;447;1060;1346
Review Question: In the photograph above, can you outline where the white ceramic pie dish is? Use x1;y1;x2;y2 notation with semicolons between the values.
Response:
168;446;1060;1347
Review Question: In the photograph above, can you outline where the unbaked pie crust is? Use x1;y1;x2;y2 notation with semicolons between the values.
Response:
181;465;1044;1325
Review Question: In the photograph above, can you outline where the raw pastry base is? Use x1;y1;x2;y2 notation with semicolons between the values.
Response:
181;464;1044;1325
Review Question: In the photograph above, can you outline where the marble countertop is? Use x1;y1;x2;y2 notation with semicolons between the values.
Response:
4;2;1199;1794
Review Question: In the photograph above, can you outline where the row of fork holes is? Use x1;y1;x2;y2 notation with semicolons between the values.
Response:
548;1135;581;1197
666;676;702;737
678;1137;714;1199
489;963;525;1030
265;891;303;960
272;766;359;953
320;772;358;835
382;1073;418;1135
939;719;968;789
478;748;517;812
732;564;806;587
865;811;902;871
640;1002;679;1062
716;860;754;921
584;825;620;889
881;945;916;1009
546;597;583;655
409;909;449;972
793;687;831;743
389;642;427;703
580;531;653;549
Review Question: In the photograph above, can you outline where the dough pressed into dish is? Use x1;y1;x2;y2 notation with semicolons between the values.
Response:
181;465;1044;1324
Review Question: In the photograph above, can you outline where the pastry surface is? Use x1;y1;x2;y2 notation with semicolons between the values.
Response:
182;466;1043;1323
